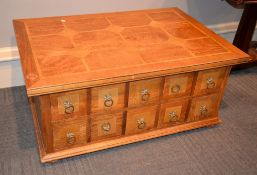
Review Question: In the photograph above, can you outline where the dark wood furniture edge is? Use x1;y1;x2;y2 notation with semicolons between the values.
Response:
233;4;257;52
232;3;257;70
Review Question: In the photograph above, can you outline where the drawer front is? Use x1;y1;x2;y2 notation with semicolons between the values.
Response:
163;73;194;98
187;94;219;122
193;67;227;95
91;112;123;141
91;83;126;113
158;99;189;128
128;78;162;107
125;106;157;135
50;89;88;121
52;118;88;151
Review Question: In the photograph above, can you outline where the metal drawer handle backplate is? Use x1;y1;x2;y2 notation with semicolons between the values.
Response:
102;122;111;134
141;89;150;101
104;95;114;107
171;84;181;93
169;111;178;122
64;101;74;114
137;118;146;129
206;77;216;89
200;105;208;115
66;132;76;144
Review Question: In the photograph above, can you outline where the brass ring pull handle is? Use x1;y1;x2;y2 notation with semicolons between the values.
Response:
206;77;216;89
141;89;150;101
66;132;76;144
171;84;181;93
102;122;111;134
137;118;146;129
200;105;208;116
64;101;74;114
169;111;178;122
104;95;114;107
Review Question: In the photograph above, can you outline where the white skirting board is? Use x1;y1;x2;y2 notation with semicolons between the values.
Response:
0;22;256;89
0;60;24;88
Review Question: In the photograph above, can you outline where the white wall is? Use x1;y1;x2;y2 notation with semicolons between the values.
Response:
0;0;256;88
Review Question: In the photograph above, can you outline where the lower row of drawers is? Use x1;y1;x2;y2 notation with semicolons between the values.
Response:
48;93;219;151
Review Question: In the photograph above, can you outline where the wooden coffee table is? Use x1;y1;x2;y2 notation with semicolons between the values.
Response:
13;8;250;163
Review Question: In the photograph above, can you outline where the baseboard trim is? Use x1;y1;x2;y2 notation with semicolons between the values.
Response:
0;47;19;62
207;22;239;34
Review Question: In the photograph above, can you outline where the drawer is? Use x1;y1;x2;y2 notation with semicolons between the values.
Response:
163;73;194;99
193;67;227;95
128;78;162;107
91;83;126;113
90;112;123;141
158;99;189;128
50;89;88;121
125;106;157;135
187;94;219;122
52;118;88;151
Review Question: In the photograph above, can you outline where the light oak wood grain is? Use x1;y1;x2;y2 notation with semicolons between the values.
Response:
29;97;47;158
13;8;250;96
128;78;162;107
158;99;189;128
39;117;221;163
193;67;227;95
35;96;53;153
163;72;194;99
187;93;219;122
52;118;89;151
125;106;158;135
91;83;126;114
49;89;88;121
90;112;123;141
14;8;250;163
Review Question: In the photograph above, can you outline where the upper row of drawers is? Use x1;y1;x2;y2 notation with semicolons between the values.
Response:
49;67;227;121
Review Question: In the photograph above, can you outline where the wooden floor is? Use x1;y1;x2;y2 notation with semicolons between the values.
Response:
0;66;256;175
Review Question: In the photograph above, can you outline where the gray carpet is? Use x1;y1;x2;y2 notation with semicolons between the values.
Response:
0;66;257;175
